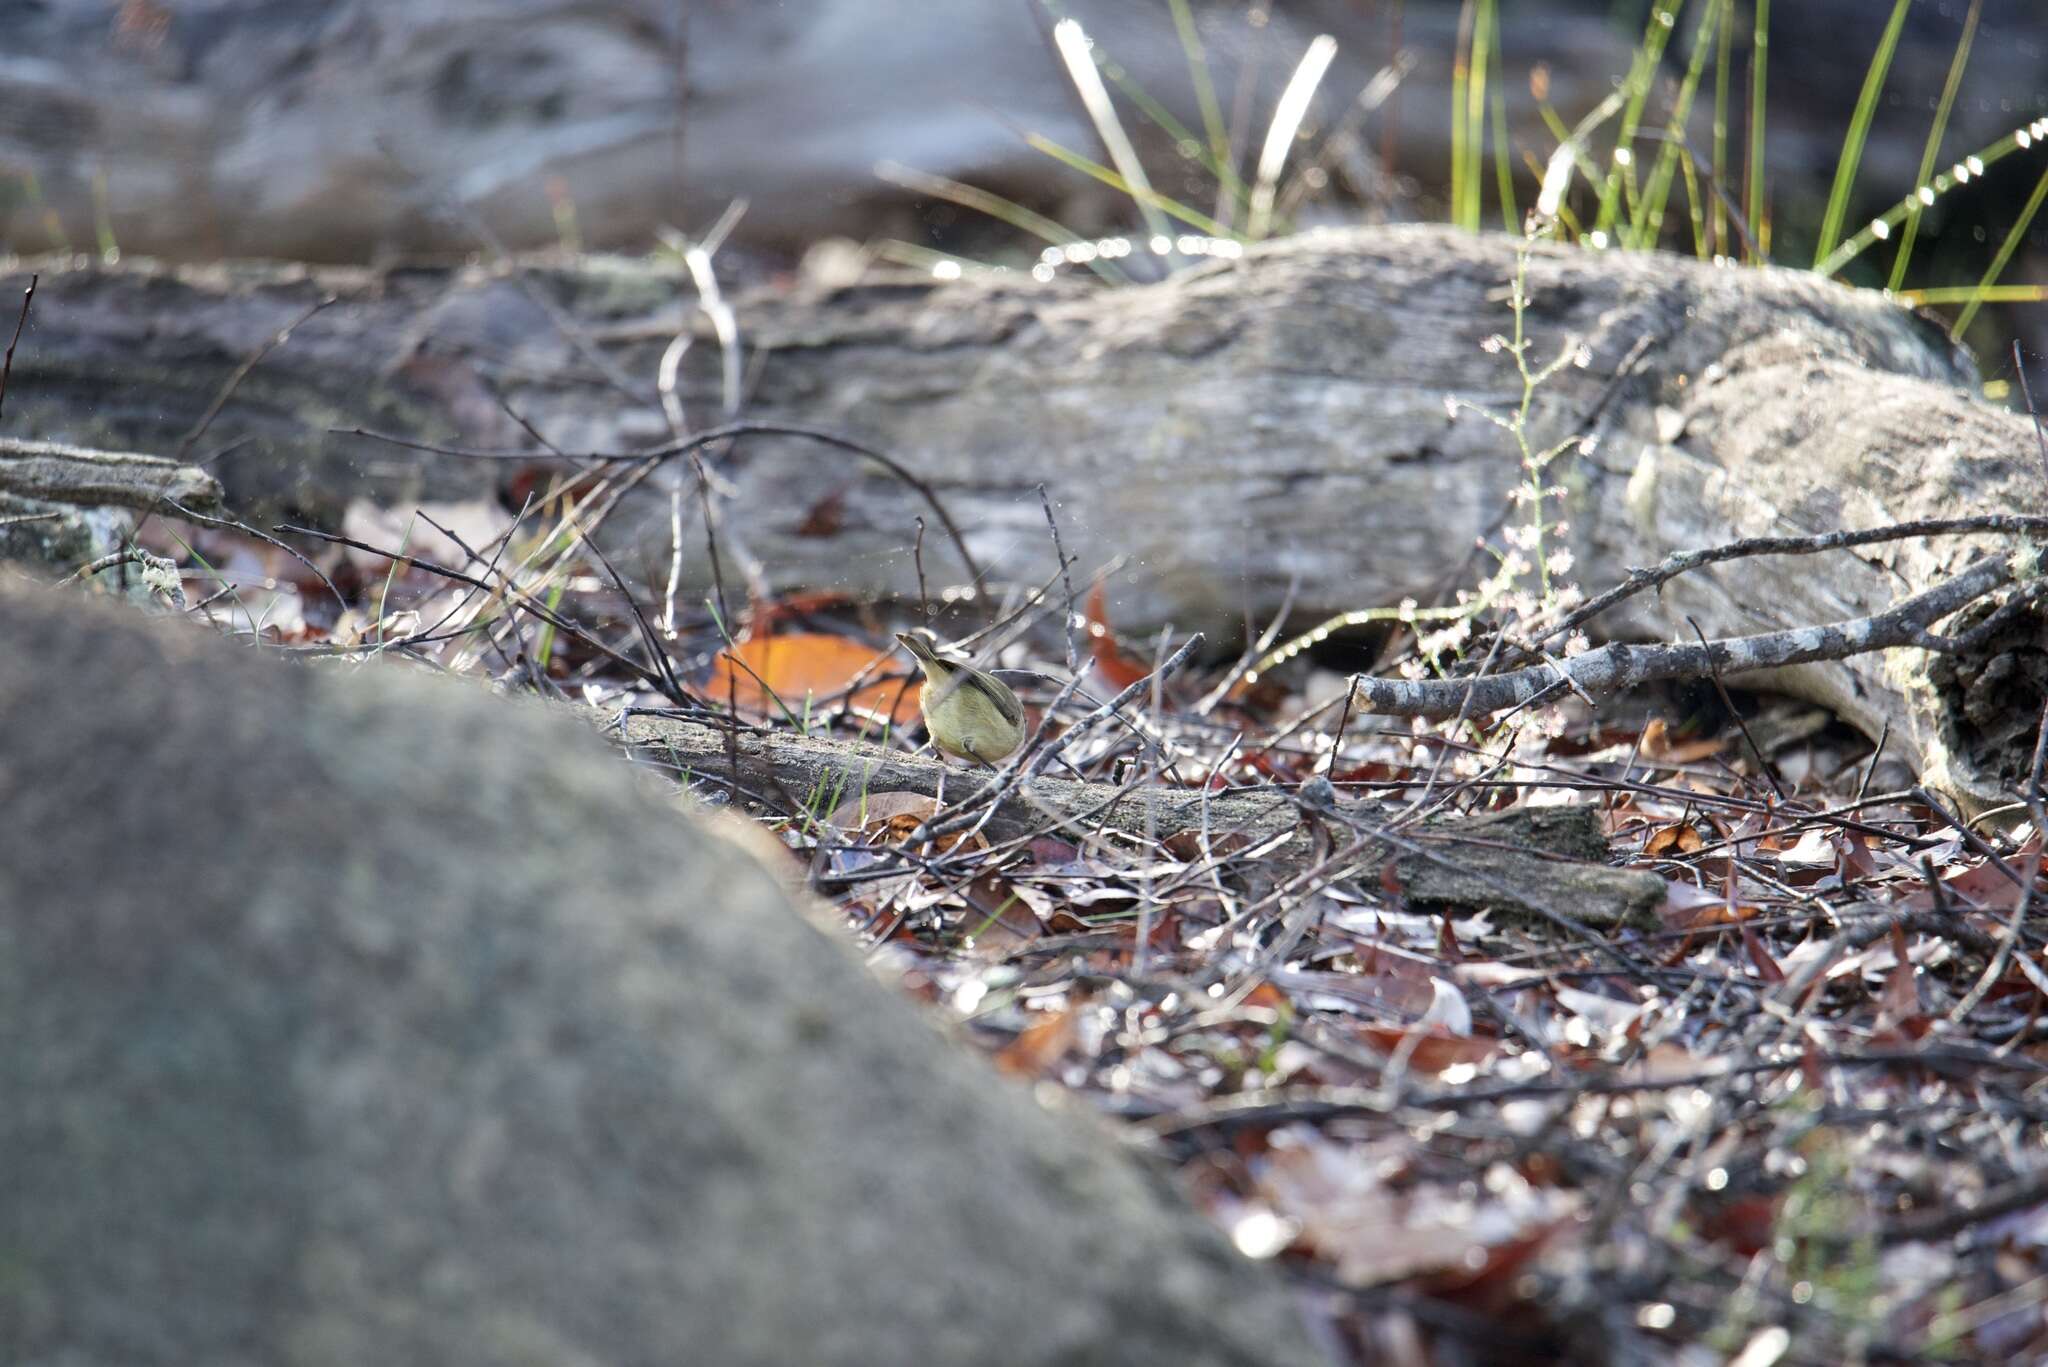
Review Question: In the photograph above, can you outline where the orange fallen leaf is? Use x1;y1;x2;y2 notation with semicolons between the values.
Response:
1242;982;1291;1013
1642;717;1727;764
1643;823;1705;858
995;1007;1079;1077
707;633;921;724
1085;582;1148;689
1354;1025;1503;1073
822;791;986;854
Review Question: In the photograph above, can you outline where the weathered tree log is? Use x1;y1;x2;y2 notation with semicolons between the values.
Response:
0;435;221;563
2;226;2041;812
0;434;220;511
617;710;1668;930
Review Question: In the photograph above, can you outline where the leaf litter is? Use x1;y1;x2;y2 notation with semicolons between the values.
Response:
118;493;2048;1366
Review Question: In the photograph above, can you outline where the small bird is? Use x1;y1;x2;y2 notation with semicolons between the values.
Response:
895;631;1027;766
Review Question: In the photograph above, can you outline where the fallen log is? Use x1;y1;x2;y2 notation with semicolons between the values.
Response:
2;226;2040;811
0;435;221;511
614;709;1666;930
0;435;222;563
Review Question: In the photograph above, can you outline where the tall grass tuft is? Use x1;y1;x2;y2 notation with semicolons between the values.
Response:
1887;0;1982;291
1812;0;1911;267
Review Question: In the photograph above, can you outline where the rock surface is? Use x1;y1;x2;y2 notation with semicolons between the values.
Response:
0;580;1321;1367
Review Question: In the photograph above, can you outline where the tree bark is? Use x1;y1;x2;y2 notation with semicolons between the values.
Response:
3;226;2040;810
0;436;221;563
0;436;221;512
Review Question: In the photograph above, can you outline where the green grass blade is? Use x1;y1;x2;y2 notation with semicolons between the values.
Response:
1167;0;1237;198
1450;0;1478;230
1594;2;1685;239
1896;284;2046;308
534;580;565;675
1487;5;1517;233
1677;139;1709;258
1710;0;1733;255
1634;0;1725;249
1248;33;1339;240
1094;46;1252;213
1535;88;1627;223
1746;0;1770;260
1954;163;2048;337
1815;117;2048;277
1025;133;1234;238
1050;17;1174;250
1463;0;1495;232
873;161;1130;283
1887;0;1981;291
91;165;119;263
1813;0;1911;267
870;240;1008;281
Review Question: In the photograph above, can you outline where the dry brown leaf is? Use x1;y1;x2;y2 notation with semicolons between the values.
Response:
1242;982;1291;1012
1659;880;1762;931
961;875;1042;956
1643;822;1705;858
339;498;515;575
1085;581;1148;689
1161;829;1254;863
821;790;985;856
994;1007;1078;1077
1773;827;1838;868
1256;1133;1577;1289
793;489;847;537
708;633;921;724
1352;1025;1503;1073
1876;925;1928;1035
1741;925;1787;984
1642;717;1727;765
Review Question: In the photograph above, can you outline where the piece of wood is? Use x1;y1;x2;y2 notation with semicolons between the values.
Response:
0;435;223;565
0;436;222;512
3;227;2039;810
614;709;1666;929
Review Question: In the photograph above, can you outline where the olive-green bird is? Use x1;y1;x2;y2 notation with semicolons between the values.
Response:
895;631;1027;765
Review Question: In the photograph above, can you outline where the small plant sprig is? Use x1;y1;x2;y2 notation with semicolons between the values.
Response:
1247;217;1590;696
1439;223;1592;652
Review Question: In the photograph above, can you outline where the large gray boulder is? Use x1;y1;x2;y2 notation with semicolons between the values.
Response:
0;580;1321;1367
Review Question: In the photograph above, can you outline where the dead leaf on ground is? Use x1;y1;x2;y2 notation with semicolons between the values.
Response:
961;874;1043;955
1255;1131;1579;1289
340;498;515;575
1085;581;1148;689
1741;925;1787;984
1161;829;1254;863
1658;879;1762;931
821;790;986;855
1642;822;1705;858
994;1006;1080;1077
707;632;921;724
793;489;847;537
1875;924;1929;1037
1352;1025;1504;1073
1641;717;1727;765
